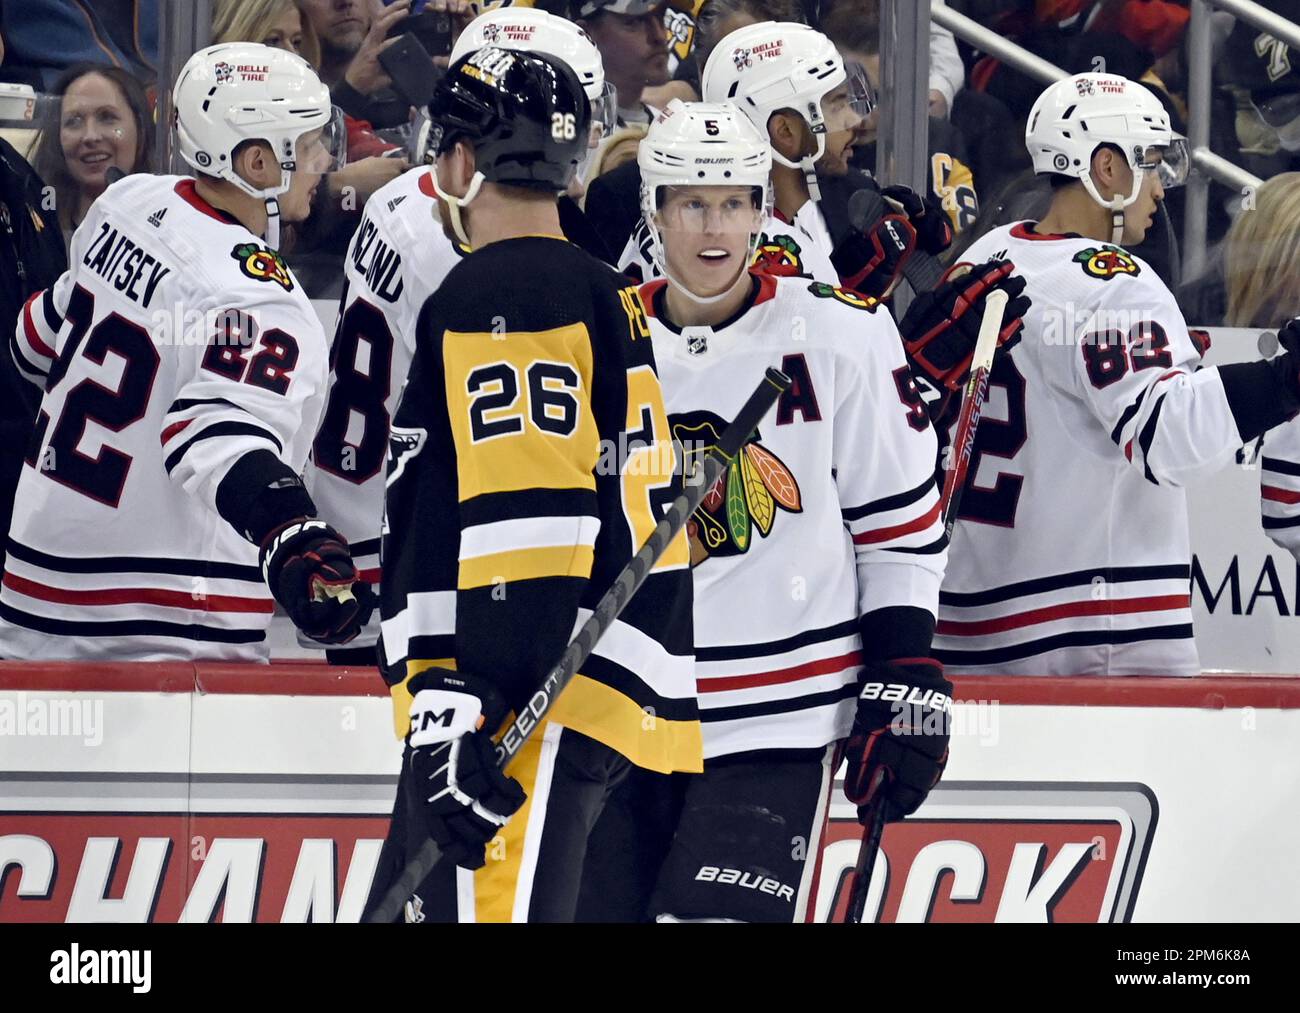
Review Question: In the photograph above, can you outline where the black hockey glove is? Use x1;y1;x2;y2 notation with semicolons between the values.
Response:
881;184;953;256
259;518;371;645
831;211;917;301
844;658;953;823
404;668;526;870
898;259;1030;391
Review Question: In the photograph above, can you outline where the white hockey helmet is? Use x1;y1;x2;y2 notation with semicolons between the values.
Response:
451;6;616;139
173;43;344;203
639;99;772;303
1027;73;1188;234
702;22;865;182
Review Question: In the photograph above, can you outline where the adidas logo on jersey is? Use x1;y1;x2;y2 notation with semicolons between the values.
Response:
147;207;167;228
387;194;407;213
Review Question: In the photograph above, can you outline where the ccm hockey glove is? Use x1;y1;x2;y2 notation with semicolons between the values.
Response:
259;518;370;645
898;259;1030;391
831;212;917;301
404;668;526;871
881;184;954;256
844;658;953;822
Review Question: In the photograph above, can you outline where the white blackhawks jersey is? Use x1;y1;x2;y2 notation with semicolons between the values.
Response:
1260;420;1300;556
936;222;1248;677
643;273;947;757
305;166;464;648
618;199;838;287
3;174;328;661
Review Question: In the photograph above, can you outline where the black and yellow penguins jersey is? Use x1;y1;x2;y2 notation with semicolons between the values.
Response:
381;235;701;774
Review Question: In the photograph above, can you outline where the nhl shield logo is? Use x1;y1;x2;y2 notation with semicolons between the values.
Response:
684;328;709;356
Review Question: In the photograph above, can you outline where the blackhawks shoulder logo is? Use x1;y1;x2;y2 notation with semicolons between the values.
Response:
1073;245;1139;281
807;281;878;311
671;410;801;566
752;232;804;276
232;242;294;291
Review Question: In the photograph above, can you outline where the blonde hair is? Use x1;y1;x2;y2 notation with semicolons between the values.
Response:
1225;173;1300;328
212;0;322;71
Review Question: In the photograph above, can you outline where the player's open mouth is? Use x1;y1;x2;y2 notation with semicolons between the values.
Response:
699;248;730;262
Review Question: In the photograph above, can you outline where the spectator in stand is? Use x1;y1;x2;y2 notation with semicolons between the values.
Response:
0;33;67;575
0;0;157;89
1223;173;1300;329
300;0;472;129
574;0;671;126
30;64;154;239
821;1;984;236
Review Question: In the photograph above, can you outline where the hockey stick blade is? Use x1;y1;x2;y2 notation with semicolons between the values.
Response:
939;287;1008;538
366;367;793;924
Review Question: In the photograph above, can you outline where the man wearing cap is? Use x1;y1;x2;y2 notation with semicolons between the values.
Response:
574;0;671;126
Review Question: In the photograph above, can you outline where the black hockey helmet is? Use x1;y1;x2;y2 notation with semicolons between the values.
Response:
426;46;592;191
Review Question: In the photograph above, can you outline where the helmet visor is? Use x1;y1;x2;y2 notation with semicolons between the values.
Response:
656;185;765;235
1140;137;1188;189
589;81;618;139
297;106;348;174
844;60;876;120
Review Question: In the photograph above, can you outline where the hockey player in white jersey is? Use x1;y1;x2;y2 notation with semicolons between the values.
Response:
600;101;954;922
936;72;1300;677
306;5;617;662
2;43;369;661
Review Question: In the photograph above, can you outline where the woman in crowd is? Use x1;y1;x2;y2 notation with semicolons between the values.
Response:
30;64;154;238
1224;172;1300;329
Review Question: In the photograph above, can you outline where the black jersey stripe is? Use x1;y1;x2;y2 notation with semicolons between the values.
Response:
695;617;860;664
885;533;950;555
939;564;1190;608
168;396;246;415
164;421;283;475
1262;514;1300;530
842;475;936;521
40;288;63;333
459;488;600;528
6;537;262;582
1137;392;1168;485
0;600;267;643
580;653;698;722
1109;385;1149;446
351;537;382;557
932;624;1194;667
1262;457;1300;478
700;682;859;723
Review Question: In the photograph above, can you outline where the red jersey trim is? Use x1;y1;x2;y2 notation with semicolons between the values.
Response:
174;179;242;226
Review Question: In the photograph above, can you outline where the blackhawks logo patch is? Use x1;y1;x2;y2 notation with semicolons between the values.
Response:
1074;245;1139;281
671;410;802;566
231;242;294;291
807;281;878;311
752;232;804;276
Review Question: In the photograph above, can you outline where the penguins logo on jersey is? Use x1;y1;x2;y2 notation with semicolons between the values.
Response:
231;242;294;291
386;425;427;487
1073;245;1140;281
671;410;801;566
753;233;804;276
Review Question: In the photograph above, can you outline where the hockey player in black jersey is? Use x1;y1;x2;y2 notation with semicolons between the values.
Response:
363;47;700;923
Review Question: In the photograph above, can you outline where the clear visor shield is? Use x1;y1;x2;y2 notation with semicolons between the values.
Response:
843;61;876;121
655;185;767;235
1138;138;1188;190
1254;92;1300;151
294;106;348;175
590;81;618;140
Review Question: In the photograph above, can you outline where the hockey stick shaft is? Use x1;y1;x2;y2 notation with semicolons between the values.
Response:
366;367;793;924
846;794;888;923
844;291;1009;923
939;288;1009;538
